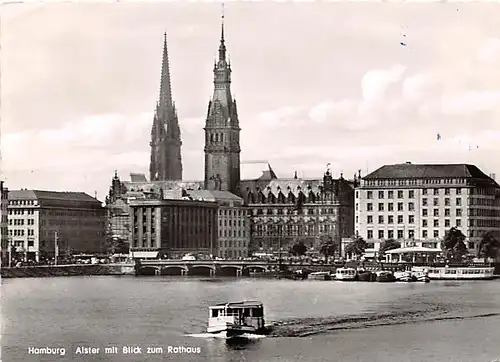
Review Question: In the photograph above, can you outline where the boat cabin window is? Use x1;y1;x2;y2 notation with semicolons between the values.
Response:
251;307;263;317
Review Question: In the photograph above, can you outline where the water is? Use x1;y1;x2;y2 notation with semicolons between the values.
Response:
2;276;500;361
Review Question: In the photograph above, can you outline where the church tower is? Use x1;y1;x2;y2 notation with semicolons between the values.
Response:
204;9;241;195
149;33;183;181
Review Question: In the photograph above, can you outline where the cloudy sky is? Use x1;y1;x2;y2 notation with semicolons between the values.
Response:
1;1;500;200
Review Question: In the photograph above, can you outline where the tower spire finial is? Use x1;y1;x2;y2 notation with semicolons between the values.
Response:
221;2;225;41
218;2;226;61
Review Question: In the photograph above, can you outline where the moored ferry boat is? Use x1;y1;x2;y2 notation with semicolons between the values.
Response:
394;271;413;282
411;269;430;283
357;269;376;282
412;266;494;281
207;301;266;337
308;271;332;280
335;268;357;281
375;270;395;283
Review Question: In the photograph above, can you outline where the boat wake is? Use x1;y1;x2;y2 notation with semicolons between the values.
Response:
186;332;266;340
268;308;500;338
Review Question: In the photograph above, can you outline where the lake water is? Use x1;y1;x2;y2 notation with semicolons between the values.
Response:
2;276;500;362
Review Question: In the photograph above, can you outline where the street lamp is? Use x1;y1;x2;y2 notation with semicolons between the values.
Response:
7;237;12;268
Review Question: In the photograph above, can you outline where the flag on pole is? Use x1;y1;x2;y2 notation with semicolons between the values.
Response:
436;133;441;141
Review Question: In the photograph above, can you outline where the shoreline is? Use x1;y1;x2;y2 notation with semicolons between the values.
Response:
1;263;136;278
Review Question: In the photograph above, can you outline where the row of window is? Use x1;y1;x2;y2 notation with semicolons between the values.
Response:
9;209;35;215
365;215;463;227
363;179;466;187
361;188;463;200
252;207;336;216
219;209;246;217
366;229;440;240
220;240;247;248
219;229;247;238
9;219;36;225
9;200;38;206
8;229;35;236
219;219;247;228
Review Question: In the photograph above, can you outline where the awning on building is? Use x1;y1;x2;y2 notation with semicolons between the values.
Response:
130;251;159;259
385;247;442;255
363;252;376;258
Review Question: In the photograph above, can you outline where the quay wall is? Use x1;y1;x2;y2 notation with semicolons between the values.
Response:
1;264;136;279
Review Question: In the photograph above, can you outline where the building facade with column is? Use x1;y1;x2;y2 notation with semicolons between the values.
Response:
355;163;500;254
129;198;218;259
240;166;357;257
7;190;106;262
1;181;9;264
187;190;250;259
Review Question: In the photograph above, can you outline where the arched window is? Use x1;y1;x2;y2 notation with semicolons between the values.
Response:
210;133;214;143
220;133;224;143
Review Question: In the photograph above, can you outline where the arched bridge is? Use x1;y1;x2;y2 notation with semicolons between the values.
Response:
136;260;279;276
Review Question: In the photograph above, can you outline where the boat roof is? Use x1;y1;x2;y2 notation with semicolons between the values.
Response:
210;301;263;309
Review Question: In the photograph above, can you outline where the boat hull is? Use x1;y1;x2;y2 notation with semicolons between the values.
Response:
357;271;376;282
376;272;395;283
207;324;260;337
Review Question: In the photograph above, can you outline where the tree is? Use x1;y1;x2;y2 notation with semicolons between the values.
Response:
344;236;367;260
442;227;468;262
290;241;307;258
105;231;129;255
319;234;337;264
377;239;401;261
247;239;260;257
477;231;500;263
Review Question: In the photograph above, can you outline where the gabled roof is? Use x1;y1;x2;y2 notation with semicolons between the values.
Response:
241;161;278;181
130;173;148;182
364;163;496;182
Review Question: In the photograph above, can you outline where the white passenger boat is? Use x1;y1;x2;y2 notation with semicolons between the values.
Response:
308;271;332;280
394;271;413;282
207;301;266;337
412;266;494;281
335;267;357;281
411;269;430;283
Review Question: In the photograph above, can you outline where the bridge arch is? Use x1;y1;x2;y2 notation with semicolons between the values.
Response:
189;265;216;276
159;265;188;276
218;265;243;277
243;265;269;272
138;266;161;276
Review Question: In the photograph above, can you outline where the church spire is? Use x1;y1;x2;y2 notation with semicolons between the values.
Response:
219;3;226;61
149;33;183;182
158;32;173;116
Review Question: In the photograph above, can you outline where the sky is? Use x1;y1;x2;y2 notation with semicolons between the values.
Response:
1;1;500;201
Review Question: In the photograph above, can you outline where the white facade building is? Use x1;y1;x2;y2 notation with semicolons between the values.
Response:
355;163;500;254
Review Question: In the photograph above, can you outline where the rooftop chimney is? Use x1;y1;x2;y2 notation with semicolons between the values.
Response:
490;173;496;181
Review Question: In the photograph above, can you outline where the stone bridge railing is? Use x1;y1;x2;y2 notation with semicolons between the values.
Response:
137;260;280;276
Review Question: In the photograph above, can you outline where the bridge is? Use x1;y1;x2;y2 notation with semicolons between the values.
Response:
136;259;281;276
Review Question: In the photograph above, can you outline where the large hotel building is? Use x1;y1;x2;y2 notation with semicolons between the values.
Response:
355;163;500;254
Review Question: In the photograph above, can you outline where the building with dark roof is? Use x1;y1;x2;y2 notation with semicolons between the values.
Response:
239;167;357;257
1;181;8;264
356;162;500;256
6;189;106;262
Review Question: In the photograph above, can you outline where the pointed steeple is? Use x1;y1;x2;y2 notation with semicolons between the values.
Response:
149;33;183;182
219;3;226;61
204;4;241;195
158;32;173;117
